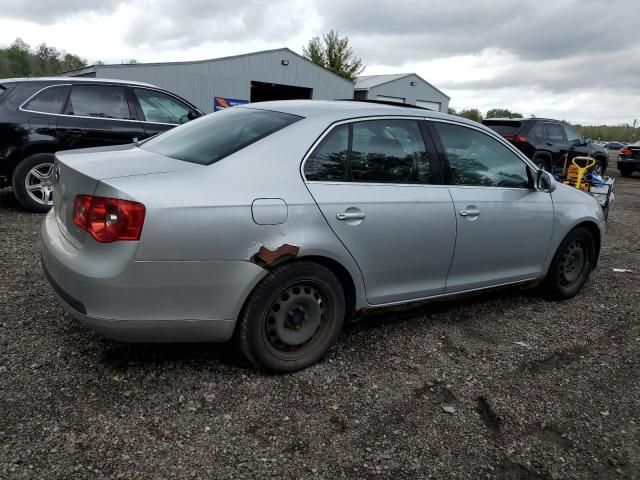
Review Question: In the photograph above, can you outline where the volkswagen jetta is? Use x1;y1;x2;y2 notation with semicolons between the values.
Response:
41;101;605;372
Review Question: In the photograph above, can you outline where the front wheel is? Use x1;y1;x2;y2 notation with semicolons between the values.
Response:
544;227;595;300
237;261;345;372
12;153;56;213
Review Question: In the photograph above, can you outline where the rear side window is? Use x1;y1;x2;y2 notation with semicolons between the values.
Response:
533;123;548;138
434;122;529;188
304;119;433;184
23;85;69;114
140;107;302;165
66;85;132;120
350;120;431;184
545;123;565;142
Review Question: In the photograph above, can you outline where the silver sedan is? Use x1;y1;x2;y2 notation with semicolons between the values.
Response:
41;101;605;372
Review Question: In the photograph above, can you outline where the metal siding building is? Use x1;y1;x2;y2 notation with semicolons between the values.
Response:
355;73;450;113
63;48;355;113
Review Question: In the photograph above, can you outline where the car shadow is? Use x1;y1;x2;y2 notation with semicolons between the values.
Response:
92;286;539;374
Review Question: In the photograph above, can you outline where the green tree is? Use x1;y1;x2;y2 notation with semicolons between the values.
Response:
303;30;364;81
0;38;88;77
458;108;483;123
447;107;457;115
486;108;523;119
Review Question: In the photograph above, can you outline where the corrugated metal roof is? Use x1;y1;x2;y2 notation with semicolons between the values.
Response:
59;48;353;86
355;73;411;90
355;72;450;100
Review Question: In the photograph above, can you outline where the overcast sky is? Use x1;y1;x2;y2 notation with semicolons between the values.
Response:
1;0;638;125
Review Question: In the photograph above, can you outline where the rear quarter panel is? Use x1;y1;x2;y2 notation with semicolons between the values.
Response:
97;118;368;308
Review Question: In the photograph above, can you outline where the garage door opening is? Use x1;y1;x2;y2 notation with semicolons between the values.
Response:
250;81;313;102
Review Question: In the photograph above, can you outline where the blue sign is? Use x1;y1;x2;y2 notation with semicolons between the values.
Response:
214;96;249;111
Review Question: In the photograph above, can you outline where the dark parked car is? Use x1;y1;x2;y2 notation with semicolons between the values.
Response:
482;118;608;176
617;142;640;177
604;142;625;150
0;77;203;211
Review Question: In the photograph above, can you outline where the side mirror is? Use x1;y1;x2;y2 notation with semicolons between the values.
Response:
187;109;203;121
537;169;557;193
585;138;592;144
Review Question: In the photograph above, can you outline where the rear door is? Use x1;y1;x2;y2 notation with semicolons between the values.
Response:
56;84;144;149
304;117;456;305
429;121;554;293
543;122;569;167
130;87;194;139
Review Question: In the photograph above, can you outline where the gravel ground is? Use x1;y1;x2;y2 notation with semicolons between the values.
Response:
1;169;639;479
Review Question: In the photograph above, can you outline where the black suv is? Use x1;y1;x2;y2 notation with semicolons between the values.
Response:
483;117;608;176
0;77;203;211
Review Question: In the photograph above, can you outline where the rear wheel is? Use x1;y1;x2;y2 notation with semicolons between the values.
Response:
12;153;55;213
544;227;595;300
620;166;633;178
237;261;345;372
533;155;550;171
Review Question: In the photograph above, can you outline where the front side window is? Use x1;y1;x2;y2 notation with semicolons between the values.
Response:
304;119;433;184
134;88;191;124
434;122;530;188
563;124;583;144
545;123;565;142
141;107;301;165
23;85;69;114
66;85;132;120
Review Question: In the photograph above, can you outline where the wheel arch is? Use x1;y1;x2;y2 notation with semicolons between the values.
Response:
574;220;601;268
8;144;58;179
276;255;358;320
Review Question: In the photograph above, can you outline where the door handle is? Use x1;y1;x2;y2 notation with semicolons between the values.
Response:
337;211;366;221
67;129;83;137
459;208;480;217
546;141;553;146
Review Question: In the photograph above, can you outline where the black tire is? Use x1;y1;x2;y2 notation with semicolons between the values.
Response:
533;155;551;171
12;153;55;213
592;158;606;177
620;166;633;178
237;261;345;372
544;227;595;300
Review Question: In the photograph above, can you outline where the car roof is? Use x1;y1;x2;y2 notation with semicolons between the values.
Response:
0;76;157;88
239;100;481;126
483;117;561;123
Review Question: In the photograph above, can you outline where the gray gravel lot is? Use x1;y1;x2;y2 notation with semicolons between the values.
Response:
1;170;639;479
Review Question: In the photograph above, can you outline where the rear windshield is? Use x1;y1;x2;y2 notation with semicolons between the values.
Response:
482;120;523;137
140;107;302;165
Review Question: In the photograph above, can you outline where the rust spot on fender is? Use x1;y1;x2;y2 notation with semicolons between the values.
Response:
252;243;300;267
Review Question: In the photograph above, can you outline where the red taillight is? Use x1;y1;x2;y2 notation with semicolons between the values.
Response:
514;135;527;144
620;148;632;156
73;195;145;243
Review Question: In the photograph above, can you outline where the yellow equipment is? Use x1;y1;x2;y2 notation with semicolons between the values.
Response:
563;156;596;192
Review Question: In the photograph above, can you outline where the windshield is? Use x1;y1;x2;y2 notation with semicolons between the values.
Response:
140;107;302;165
483;120;522;137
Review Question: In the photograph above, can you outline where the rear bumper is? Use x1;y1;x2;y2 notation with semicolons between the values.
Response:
617;158;640;170
41;209;267;343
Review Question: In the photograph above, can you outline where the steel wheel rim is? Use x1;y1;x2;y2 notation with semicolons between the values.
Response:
24;162;54;206
263;280;334;360
559;240;586;286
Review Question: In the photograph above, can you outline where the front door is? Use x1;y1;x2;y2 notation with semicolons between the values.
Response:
56;84;144;149
430;121;554;293
304;118;456;305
